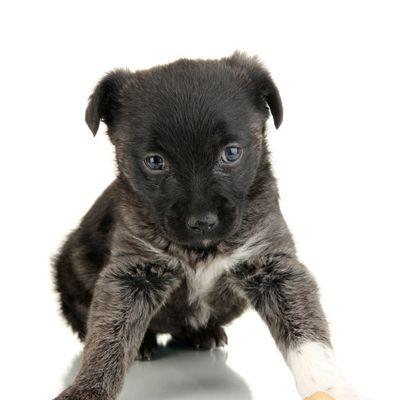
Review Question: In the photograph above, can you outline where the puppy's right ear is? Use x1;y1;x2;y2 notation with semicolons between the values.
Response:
226;52;283;129
85;69;132;136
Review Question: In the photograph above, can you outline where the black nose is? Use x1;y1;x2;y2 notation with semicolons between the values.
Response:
186;212;219;234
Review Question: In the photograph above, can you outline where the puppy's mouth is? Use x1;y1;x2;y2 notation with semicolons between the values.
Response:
161;218;241;250
162;227;224;249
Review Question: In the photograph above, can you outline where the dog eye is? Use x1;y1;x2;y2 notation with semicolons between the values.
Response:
221;146;242;163
144;155;166;171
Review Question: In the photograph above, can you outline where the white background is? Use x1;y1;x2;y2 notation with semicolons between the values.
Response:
1;1;409;399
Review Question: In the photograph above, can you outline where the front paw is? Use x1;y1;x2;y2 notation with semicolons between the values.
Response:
135;330;158;361
54;386;110;400
173;325;228;350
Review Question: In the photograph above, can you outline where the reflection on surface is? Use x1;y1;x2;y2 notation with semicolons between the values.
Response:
64;340;252;399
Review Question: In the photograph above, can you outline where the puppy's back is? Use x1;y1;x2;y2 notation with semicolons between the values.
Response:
53;180;118;339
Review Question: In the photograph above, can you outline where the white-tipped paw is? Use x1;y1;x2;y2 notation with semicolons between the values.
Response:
288;342;367;400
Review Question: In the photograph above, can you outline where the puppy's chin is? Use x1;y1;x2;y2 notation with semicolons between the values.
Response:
183;238;220;250
167;235;222;250
200;239;213;248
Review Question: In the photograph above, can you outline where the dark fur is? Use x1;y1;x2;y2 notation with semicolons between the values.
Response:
54;53;329;400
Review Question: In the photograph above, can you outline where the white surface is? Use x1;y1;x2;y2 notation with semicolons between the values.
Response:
1;1;409;399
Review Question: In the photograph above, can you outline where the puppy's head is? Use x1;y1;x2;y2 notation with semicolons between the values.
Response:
85;53;282;248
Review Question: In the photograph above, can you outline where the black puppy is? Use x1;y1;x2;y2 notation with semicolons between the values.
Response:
54;53;361;400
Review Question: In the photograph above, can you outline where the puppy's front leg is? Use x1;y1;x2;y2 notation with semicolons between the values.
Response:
231;255;362;400
55;259;181;400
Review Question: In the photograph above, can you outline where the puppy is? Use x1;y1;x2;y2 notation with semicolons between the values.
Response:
54;53;361;400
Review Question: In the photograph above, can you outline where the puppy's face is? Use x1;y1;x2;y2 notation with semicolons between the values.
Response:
85;54;282;248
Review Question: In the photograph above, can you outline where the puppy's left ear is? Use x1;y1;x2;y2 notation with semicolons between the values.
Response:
85;69;132;136
226;52;283;129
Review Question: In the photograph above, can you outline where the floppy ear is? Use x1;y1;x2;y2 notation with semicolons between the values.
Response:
85;69;132;136
226;52;283;129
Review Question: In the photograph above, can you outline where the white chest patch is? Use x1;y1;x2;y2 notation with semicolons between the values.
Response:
183;231;269;329
183;253;237;329
186;254;236;300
